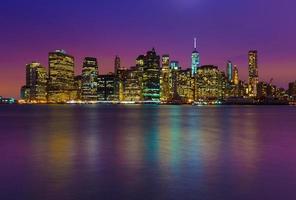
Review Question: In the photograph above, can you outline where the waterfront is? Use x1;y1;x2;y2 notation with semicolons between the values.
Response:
1;105;296;200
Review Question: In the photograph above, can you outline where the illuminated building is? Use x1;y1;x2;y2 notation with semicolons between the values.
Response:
20;86;30;101
248;50;259;97
123;66;142;101
176;68;194;103
114;56;121;76
233;66;239;85
169;61;181;100
142;48;161;101
160;55;171;102
226;61;233;82
0;96;16;104
117;68;128;101
47;50;76;103
191;38;200;76
21;62;47;102
81;57;98;101
195;65;226;100
97;74;116;101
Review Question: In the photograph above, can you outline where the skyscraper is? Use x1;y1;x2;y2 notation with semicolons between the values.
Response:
248;50;259;97
142;48;161;101
233;66;239;85
114;56;121;76
160;55;171;102
191;38;200;76
226;61;233;82
47;50;75;103
22;61;47;102
81;57;98;101
195;65;226;100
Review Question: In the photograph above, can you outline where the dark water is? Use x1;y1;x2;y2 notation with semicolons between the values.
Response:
1;105;296;200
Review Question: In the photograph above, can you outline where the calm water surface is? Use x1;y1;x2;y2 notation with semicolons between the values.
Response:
1;105;296;200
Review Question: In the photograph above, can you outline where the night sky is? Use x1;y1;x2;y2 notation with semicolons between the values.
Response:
0;0;295;98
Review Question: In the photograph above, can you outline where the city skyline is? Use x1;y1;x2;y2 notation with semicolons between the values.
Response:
1;0;296;98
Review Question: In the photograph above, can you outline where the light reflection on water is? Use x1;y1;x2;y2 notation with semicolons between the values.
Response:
0;105;296;200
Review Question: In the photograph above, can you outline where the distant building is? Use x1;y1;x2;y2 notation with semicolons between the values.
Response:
114;56;121;76
191;38;200;76
176;68;194;103
81;57;98;101
21;61;47;102
142;48;161;101
233;66;239;85
124;66;142;101
248;50;259;97
195;65;226;100
160;55;171;102
47;50;76;103
0;96;16;104
226;61;233;83
97;74;116;101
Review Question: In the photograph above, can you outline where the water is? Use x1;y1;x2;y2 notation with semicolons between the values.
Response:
0;105;296;200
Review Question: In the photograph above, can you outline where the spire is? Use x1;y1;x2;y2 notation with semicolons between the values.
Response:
194;37;197;50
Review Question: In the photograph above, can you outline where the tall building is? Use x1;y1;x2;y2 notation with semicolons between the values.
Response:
195;65;226;100
191;38;200;76
233;66;239;85
48;50;75;103
81;57;98;101
176;68;194;103
21;62;47;102
226;61;233;82
142;48;161;101
248;50;259;97
97;74;116;101
160;55;171;102
170;61;181;99
114;56;121;76
123;66;142;101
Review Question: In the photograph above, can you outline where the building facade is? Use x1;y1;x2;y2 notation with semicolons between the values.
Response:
47;50;75;103
191;38;200;76
195;65;226;100
248;50;259;97
22;62;47;102
81;57;98;101
142;49;161;101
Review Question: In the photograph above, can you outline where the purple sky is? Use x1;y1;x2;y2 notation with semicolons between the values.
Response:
0;0;295;98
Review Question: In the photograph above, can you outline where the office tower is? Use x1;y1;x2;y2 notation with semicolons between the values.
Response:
176;68;194;103
123;66;142;101
22;62;47;102
47;50;75;103
97;73;116;101
169;61;181;100
191;38;200;76
226;61;233;82
248;50;259;97
114;56;121;76
81;57;98;101
160;55;171;102
142;48;161;101
233;66;239;85
195;65;226;100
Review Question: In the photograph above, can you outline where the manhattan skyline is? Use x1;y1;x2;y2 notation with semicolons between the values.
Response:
1;0;296;98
